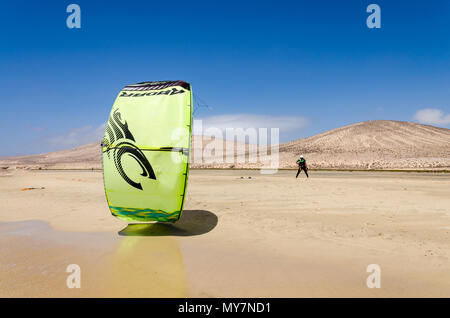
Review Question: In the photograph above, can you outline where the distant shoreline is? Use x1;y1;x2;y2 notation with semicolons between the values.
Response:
2;120;449;172
11;167;450;173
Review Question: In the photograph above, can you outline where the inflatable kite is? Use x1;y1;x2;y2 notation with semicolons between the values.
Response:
102;81;192;222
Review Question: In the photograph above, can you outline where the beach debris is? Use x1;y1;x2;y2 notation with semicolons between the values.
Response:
21;187;45;191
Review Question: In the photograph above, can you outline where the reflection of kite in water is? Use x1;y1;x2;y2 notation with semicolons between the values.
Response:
103;235;187;297
102;81;193;223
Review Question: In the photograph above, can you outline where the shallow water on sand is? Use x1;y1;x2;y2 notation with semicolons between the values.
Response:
0;220;188;297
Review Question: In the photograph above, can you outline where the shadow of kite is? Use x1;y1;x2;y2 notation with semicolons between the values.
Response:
118;210;218;237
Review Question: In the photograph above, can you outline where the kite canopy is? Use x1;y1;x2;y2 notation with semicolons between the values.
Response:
102;80;192;222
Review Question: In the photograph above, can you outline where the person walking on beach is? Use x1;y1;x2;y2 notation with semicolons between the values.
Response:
296;155;309;178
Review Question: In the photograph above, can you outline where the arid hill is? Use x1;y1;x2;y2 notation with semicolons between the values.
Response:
0;142;102;170
1;120;449;170
279;120;450;169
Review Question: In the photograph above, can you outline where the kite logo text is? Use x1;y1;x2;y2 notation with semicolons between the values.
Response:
119;87;185;98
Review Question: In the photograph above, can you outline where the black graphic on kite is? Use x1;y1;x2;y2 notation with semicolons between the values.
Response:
102;109;156;190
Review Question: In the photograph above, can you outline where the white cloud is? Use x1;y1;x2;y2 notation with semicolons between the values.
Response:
414;108;450;126
195;114;309;133
194;114;310;143
46;123;106;149
43;113;310;150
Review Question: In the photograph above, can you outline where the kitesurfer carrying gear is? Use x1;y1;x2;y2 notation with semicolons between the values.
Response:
296;155;309;178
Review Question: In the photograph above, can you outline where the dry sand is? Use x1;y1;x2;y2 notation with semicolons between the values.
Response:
1;169;450;297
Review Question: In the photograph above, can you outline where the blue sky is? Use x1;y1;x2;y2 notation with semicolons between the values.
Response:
0;0;449;156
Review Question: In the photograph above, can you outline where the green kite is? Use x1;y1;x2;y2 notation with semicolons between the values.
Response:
102;81;192;222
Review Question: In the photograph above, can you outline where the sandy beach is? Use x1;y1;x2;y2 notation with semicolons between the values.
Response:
1;169;450;297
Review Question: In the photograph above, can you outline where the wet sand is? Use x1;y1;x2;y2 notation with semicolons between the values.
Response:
1;169;450;297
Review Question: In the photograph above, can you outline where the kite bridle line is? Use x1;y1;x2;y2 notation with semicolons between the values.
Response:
193;94;213;115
